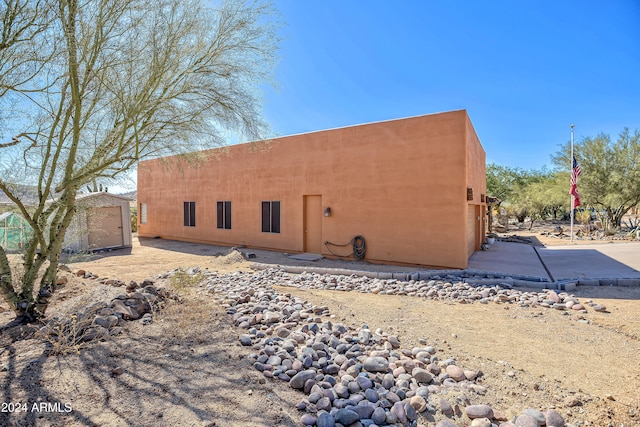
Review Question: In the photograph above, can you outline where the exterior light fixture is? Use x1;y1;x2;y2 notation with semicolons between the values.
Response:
324;207;331;217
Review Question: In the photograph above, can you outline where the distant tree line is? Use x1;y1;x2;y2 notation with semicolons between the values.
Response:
487;128;640;230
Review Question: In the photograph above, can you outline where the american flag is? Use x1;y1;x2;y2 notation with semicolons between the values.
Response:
570;156;582;208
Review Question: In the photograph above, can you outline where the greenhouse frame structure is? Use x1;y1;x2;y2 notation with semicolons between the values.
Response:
0;211;33;252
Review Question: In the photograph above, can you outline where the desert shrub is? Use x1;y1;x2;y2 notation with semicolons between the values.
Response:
169;268;206;292
575;209;592;225
153;296;215;343
36;313;101;355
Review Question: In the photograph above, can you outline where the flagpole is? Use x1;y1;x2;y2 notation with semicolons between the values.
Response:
570;124;575;242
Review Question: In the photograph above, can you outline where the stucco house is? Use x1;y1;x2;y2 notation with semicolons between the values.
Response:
137;109;486;269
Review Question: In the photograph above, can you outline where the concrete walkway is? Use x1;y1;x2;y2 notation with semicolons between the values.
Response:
468;241;640;284
130;236;639;286
538;242;640;281
468;241;551;280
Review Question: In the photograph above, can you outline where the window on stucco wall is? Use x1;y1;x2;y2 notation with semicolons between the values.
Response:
217;201;232;230
183;201;196;227
261;201;280;233
140;203;147;224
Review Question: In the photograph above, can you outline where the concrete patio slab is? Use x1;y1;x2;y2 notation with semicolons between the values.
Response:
467;241;551;280
537;242;640;280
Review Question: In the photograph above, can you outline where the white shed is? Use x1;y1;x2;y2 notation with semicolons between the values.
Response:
65;193;132;252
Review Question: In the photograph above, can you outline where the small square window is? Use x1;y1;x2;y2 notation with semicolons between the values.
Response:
467;188;474;201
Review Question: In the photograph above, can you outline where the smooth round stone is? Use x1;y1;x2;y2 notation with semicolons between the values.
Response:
436;421;460;427
334;354;347;366
316;397;332;411
316;411;335;427
356;376;373;390
239;335;252;346
465;404;493;419
303;356;313;368
545;409;565;426
266;355;282;366
471;418;491;427
514;414;539;427
346;382;360;394
464;369;478;380
365;388;379;403
334;408;359;425
353;402;375;419
358;329;372;343
382;373;395;389
385;391;400;404
371;407;387;424
523;408;546;424
276;327;291;338
323;388;336;401
346;365;361;377
392;401;407;424
300;413;316;426
333;398;356;409
290;370;317;389
446;364;466;382
388;335;400;348
385;411;398;424
415;386;430;398
309;392;322;404
392;367;406;377
334;383;350;398
409;395;427;412
324;364;340;375
304;379;317;394
363;357;389;372
412;367;433;384
350;394;365;404
404;401;417;421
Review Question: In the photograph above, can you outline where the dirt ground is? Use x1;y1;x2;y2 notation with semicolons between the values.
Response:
0;228;639;427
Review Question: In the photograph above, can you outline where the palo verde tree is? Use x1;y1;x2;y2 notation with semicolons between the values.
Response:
485;163;529;206
509;171;570;229
0;0;281;322
552;128;640;229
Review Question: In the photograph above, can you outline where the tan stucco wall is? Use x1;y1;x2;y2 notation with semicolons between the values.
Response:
137;110;485;269
465;115;488;258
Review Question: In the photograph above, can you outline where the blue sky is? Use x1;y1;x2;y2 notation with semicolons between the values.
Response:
261;0;640;171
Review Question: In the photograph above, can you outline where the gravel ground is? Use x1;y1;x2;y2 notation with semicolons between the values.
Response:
0;235;638;427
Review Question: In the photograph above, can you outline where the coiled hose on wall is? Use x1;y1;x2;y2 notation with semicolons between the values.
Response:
324;235;366;260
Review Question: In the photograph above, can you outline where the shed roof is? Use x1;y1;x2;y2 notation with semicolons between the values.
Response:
76;192;134;203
